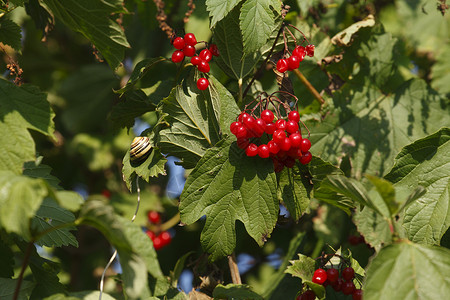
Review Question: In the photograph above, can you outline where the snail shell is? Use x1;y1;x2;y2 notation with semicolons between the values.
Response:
130;137;152;163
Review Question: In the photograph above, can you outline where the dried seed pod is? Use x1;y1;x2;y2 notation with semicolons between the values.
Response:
130;137;152;163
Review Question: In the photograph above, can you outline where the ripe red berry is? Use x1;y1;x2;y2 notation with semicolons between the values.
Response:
199;49;212;62
183;45;196;57
292;45;306;60
273;129;286;144
146;230;155;241
258;144;270;158
148;211;161;224
299;151;312;164
184;33;197;46
261;109;274;123
326;268;339;283
301;290;315;300
332;278;343;291
280;137;291;151
267;140;280;154
254;118;266;137
230;121;241;135
243;115;256;131
288;147;302;159
286;120;299;133
171;50;184;63
238;112;250;123
288;110;300;123
275;119;287;130
172;37;185;50
197;60;210;73
236;126;247;139
342;281;356;295
300;138;311;153
289;133;302;148
236;138;249;149
312;268;327;285
197;78;209;90
306;44;315;57
342;267;355;281
265;122;276;135
159;231;172;246
288;55;300;70
352;289;363;300
191;55;201;65
153;235;163;250
245;143;258;157
101;189;111;198
276;58;288;73
209;44;220;56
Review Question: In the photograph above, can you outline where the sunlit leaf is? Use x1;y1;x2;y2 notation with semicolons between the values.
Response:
206;0;241;28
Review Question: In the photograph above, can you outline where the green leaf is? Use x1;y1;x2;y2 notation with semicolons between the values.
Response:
31;198;78;247
385;128;450;245
213;284;263;300
0;278;35;300
41;0;130;69
206;0;241;28
179;138;278;261
365;175;397;217
0;18;22;51
0;79;55;174
54;191;84;212
0;171;49;239
285;254;326;299
213;6;261;80
23;160;61;190
431;46;450;94
279;165;312;220
154;80;221;169
67;291;116;300
354;206;392;251
364;242;450;300
170;251;194;288
240;0;280;54
331;14;375;46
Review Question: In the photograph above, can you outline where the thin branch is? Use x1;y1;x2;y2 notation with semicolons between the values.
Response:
13;242;33;300
292;69;325;106
227;252;242;284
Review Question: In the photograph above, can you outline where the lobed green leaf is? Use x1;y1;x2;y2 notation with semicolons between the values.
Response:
206;0;241;28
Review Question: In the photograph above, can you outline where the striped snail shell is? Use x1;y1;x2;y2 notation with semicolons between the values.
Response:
130;137;152;163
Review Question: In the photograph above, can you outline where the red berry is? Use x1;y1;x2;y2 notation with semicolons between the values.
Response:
236;126;247;139
273;130;286;144
197;60;210;73
146;230;155;241
238;112;250;123
153;236;163;250
280;137;291;151
288;110;300;123
332;278;343;291
348;235;362;245
284;157;296;168
191;56;201;65
292;45;306;60
289;133;302;148
172;37;185;50
261;109;274;123
101;189;111;198
300;138;311;153
237;138;249;149
288;147;302;159
342;267;355;281
265;122;276;135
245;143;258;157
148;211;161;224
272;157;284;173
342;281;356;295
288;55;300;70
209;44;220;56
183;45;196;57
258;144;270;158
159;231;172;246
299;151;312;164
197;78;209;90
184;33;197;46
230;121;241;135
171;50;184;63
275;119;287;130
276;58;288;73
254;118;266;137
199;49;212;62
286;120;299;133
326;268;339;283
352;289;363;300
302;290;315;300
306;44;315;57
243;116;256;131
312;268;327;285
267;140;280;154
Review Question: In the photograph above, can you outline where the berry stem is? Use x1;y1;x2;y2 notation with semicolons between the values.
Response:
148;212;181;233
287;23;311;45
228;252;242;284
292;69;325;106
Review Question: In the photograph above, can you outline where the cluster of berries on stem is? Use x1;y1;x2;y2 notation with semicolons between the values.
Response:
230;92;312;173
273;24;315;74
145;211;172;251
170;32;219;90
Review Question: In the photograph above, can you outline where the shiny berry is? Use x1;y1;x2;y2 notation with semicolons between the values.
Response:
286;120;299;133
352;289;363;300
183;45;196;57
342;267;355;281
275;119;287;130
153;236;163;250
191;56;201;65
312;268;327;285
199;49;212;62
171;50;184;63
267;140;280;154
243;116;256;131
148;211;161;224
197;78;209;90
146;230;155;241
288;110;300;123
254;118;266;136
273;130;286;144
172;37;185;50
184;33;197;46
280;137;292;151
238;112;250;123
258;144;270;158
245;143;258;157
342;281;356;295
265;122;276;135
276;58;288;73
236;126;247;139
326;268;339;283
197;60;210;73
159;231;172;246
300;138;311;153
289;133;302;148
288;55;300;70
299;151;312;164
306;44;315;57
261;109;274;123
209;44;220;56
292;45;306;60
230;121;241;135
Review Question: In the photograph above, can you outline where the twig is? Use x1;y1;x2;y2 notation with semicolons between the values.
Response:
292;69;325;106
13;242;33;300
227;252;242;284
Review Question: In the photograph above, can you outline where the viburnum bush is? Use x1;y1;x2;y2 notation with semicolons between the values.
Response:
0;1;449;300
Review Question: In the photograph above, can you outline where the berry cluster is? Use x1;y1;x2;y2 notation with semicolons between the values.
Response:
309;266;363;300
170;33;219;90
275;44;315;73
145;211;172;251
230;102;312;173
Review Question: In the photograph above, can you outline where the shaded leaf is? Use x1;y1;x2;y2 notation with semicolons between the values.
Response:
213;284;263;300
23;160;61;190
0;278;35;300
180;138;278;261
354;206;392;251
366;175;397;217
0;238;14;278
279;165;312;220
0;18;22;51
